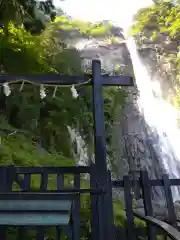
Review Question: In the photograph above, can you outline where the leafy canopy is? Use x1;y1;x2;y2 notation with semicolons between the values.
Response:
0;0;57;24
131;1;180;108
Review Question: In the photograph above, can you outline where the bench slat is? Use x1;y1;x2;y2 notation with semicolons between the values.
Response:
0;192;78;200
0;213;70;226
0;200;72;211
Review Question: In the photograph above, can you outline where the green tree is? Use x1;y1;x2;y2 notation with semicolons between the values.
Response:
0;0;58;35
131;0;180;108
0;0;56;23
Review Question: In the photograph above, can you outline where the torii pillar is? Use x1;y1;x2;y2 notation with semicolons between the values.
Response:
91;60;133;240
92;60;133;180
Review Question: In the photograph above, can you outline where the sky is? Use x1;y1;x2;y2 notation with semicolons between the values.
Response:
54;0;153;27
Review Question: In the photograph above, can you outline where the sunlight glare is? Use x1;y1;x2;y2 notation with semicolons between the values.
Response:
54;0;153;27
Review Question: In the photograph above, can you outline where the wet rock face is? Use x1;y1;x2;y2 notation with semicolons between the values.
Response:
111;67;173;201
112;85;164;179
112;86;143;177
64;32;136;171
135;199;168;220
74;33;167;201
64;28;177;202
77;37;149;186
59;26;132;75
79;39;133;75
135;199;180;222
136;30;178;104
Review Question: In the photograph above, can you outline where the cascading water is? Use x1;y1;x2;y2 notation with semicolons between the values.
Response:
66;27;180;202
58;0;180;202
67;126;91;166
125;36;180;201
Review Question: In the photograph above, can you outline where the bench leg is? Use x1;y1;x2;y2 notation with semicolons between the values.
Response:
0;227;7;240
58;226;73;240
36;227;45;240
56;227;62;240
17;227;26;240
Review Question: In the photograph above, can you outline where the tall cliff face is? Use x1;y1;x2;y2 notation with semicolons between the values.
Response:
112;75;165;178
78;37;138;172
111;34;180;200
136;30;179;107
76;34;154;183
53;23;136;168
52;19;179;198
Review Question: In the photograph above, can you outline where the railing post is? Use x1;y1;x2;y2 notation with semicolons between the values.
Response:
0;165;15;191
0;165;15;240
17;173;32;240
123;175;136;240
107;170;115;239
90;164;100;240
140;171;157;240
92;60;109;240
162;174;177;228
72;173;81;240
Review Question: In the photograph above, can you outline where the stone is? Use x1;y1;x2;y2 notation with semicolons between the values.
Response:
152;201;168;220
134;199;168;220
134;199;180;222
174;201;180;220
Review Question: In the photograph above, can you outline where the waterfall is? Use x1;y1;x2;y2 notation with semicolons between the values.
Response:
67;126;92;165
58;0;180;202
66;30;180;201
125;36;180;201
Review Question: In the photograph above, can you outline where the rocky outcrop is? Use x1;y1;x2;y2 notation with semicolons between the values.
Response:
135;199;168;220
64;25;180;204
136;30;179;105
72;31;169;202
135;199;180;222
112;83;168;201
111;33;180;202
63;29;135;171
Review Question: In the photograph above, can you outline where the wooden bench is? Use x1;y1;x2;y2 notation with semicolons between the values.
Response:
0;192;75;239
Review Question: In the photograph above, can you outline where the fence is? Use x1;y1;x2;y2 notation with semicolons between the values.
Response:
1;166;180;239
112;170;180;240
0;165;108;240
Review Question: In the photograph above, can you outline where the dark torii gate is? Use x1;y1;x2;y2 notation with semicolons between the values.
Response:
0;60;133;240
0;60;133;178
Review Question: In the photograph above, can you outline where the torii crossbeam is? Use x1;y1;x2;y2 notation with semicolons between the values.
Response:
0;60;133;86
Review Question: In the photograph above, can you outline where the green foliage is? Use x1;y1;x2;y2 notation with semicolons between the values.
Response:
113;199;146;228
0;14;128;239
0;19;127;158
0;24;92;157
0;126;74;168
49;15;113;37
131;1;180;109
130;1;177;37
0;23;52;74
0;0;56;25
23;19;45;35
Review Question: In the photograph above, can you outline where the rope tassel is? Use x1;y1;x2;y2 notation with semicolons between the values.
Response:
71;85;78;99
3;83;11;96
40;84;46;99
